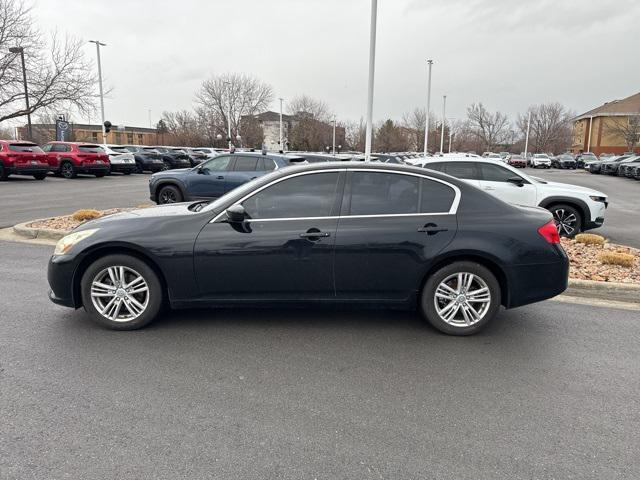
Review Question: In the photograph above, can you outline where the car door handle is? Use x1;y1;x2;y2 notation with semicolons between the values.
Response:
483;186;496;191
417;223;448;235
299;230;330;239
216;175;224;180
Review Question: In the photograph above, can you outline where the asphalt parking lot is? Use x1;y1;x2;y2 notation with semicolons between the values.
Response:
1;240;639;479
1;168;638;247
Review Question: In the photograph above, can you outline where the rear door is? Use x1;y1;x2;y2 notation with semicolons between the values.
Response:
477;163;537;206
333;170;458;301
222;156;261;193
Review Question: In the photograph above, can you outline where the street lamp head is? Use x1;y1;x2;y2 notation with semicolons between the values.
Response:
9;47;23;53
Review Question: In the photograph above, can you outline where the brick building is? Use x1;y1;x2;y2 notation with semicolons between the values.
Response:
17;123;158;145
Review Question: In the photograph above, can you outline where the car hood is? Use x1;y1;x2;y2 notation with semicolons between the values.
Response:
151;168;192;178
540;180;606;198
76;203;198;231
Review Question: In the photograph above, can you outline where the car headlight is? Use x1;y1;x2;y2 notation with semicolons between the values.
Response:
589;196;607;203
54;229;99;255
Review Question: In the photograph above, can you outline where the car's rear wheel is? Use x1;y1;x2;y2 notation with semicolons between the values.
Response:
60;161;76;179
157;184;182;204
94;172;106;178
420;262;501;336
80;254;163;330
550;203;582;238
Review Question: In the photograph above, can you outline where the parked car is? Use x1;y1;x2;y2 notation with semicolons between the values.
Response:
530;154;552;169
507;155;526;168
182;148;209;166
149;152;305;204
0;140;50;180
575;152;597;169
103;145;136;174
551;154;577;169
41;142;110;179
418;157;608;237
146;146;192;170
192;147;225;159
619;157;640;178
600;155;639;175
483;152;504;162
48;161;569;334
119;145;166;173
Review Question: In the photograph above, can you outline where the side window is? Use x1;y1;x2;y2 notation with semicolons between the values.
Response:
242;172;340;219
257;158;276;171
423;162;446;172
42;144;51;152
50;144;65;153
202;156;232;173
479;163;522;182
442;162;481;180
349;172;419;215
233;157;258;171
420;178;456;213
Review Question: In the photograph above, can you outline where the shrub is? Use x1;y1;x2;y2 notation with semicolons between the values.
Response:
575;233;605;246
597;252;635;268
72;209;102;222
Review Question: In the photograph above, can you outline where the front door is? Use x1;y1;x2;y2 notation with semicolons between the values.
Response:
188;155;233;198
334;171;458;300
193;170;344;300
477;163;537;206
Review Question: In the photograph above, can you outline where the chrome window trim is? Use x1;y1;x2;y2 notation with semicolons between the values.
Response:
210;167;461;223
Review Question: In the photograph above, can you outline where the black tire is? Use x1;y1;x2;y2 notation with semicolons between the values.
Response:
60;161;77;179
136;162;145;174
33;173;47;180
549;203;582;238
123;170;132;175
162;160;171;170
0;164;7;181
94;172;106;178
157;184;182;204
80;254;163;330
420;261;501;336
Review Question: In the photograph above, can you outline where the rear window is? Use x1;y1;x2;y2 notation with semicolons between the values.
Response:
9;143;44;153
111;147;129;153
79;145;104;153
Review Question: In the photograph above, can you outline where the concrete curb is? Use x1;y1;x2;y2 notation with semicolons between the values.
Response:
12;220;71;241
566;278;640;304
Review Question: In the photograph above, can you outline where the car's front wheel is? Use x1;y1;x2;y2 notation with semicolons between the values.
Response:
157;184;183;204
550;203;582;238
81;254;163;330
60;161;76;179
420;262;501;336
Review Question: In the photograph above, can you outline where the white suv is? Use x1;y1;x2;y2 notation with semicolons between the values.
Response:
416;156;608;237
530;154;552;169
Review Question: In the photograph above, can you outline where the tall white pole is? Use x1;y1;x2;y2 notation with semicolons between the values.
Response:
423;59;433;156
364;0;377;161
448;127;453;153
89;40;106;144
224;81;232;149
332;117;337;155
524;110;531;159
439;95;446;154
587;115;593;152
279;97;284;152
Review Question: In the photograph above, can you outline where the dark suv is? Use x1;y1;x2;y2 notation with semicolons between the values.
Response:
120;145;166;173
149;152;305;204
0;140;50;180
147;146;191;170
551;154;577;169
42;142;110;178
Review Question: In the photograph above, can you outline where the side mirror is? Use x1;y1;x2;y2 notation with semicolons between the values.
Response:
197;167;207;174
225;204;246;223
507;176;524;187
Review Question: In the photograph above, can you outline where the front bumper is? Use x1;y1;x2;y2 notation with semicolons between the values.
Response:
47;254;81;308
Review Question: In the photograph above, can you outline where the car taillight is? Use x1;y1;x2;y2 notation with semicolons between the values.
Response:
538;220;560;244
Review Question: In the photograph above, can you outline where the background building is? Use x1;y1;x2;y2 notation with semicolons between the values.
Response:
572;92;640;155
17;123;158;145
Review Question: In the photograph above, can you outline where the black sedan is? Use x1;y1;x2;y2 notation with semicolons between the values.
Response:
121;146;168;173
551;154;577;169
149;151;304;204
48;162;569;335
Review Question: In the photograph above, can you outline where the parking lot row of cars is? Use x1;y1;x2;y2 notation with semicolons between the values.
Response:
584;152;640;179
0;140;223;180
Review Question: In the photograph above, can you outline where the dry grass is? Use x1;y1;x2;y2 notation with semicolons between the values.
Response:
598;251;635;268
136;203;153;209
71;209;102;222
575;233;606;246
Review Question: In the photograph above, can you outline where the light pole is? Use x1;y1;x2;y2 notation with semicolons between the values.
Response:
439;95;447;154
586;115;593;152
332;116;337;155
448;119;454;153
9;47;32;140
279;97;284;152
224;81;232;149
423;59;433;156
89;40;106;144
524;110;531;160
364;0;377;161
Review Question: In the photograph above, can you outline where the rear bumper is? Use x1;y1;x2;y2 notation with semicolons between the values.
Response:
109;163;136;173
504;252;569;309
77;164;110;174
7;164;50;175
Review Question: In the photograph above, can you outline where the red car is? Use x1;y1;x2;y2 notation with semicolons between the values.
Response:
42;142;110;179
508;155;527;168
0;140;50;180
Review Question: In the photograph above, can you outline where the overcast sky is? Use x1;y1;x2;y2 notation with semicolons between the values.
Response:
35;0;640;127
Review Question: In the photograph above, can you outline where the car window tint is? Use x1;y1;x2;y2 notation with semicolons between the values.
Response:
78;145;104;153
9;143;44;153
479;163;519;182
41;144;51;152
51;144;68;152
242;172;339;219
257;158;276;171
202;156;232;172
420;178;455;213
349;172;419;215
423;162;446;172
443;161;481;180
233;157;258;171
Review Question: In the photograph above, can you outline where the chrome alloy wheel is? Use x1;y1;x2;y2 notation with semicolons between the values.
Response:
433;272;491;327
553;208;577;236
90;266;150;322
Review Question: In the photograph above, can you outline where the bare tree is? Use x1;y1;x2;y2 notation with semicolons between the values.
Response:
287;94;330;122
160;110;205;146
605;114;640;152
0;0;97;125
195;72;273;144
287;94;334;151
466;103;511;152
516;102;574;154
344;118;366;152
